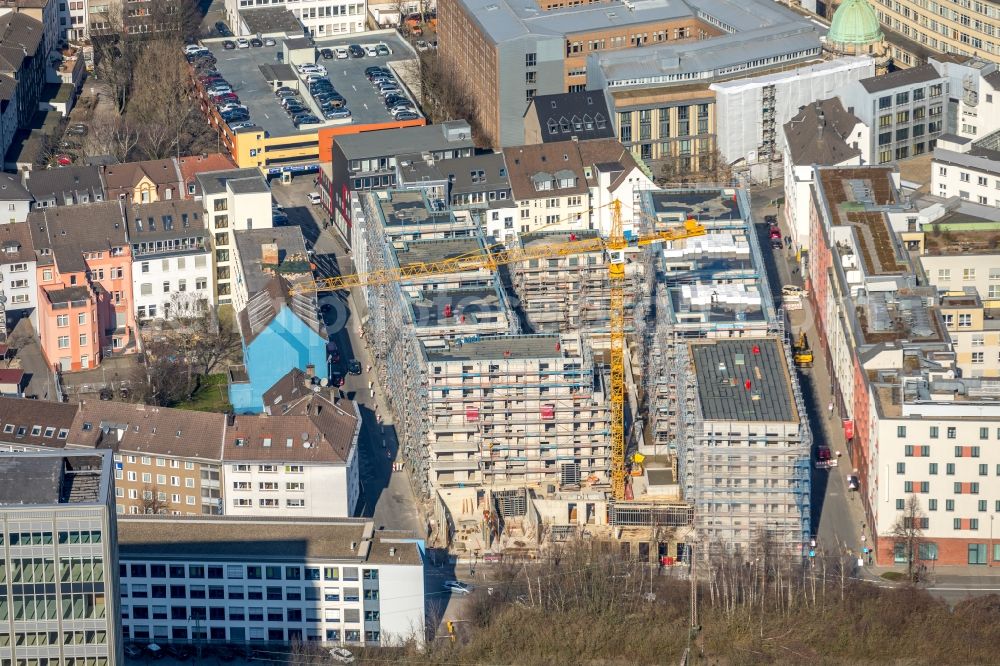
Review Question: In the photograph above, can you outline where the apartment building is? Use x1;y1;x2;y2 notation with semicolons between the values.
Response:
840;63;948;163
225;0;367;38
0;171;32;222
0;221;37;327
117;516;424;646
422;333;610;493
394;152;513;214
782;98;868;254
502;138;652;239
320;121;474;242
126;199;214;322
918;210;1000;308
522;90;615;146
230;226;311;315
938;289;1000;378
0;449;122;665
103;159;185;204
23;165;106;209
681;338;811;551
30;201;138;371
195;168;273;303
0;390;362;518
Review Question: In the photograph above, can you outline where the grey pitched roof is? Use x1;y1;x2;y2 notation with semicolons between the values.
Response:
0;12;43;65
859;63;941;93
526;91;614;143
28;200;127;272
23;165;105;205
0;170;30;200
783;98;862;166
126;199;208;241
444;153;509;194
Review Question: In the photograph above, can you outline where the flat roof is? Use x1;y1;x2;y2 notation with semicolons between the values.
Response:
118;516;422;565
406;286;506;327
424;333;567;362
645;189;743;223
859;63;942;94
202;33;421;137
234;226;311;296
376;190;457;229
393;237;485;270
690;338;797;422
0;450;110;506
334;120;473;159
196;168;269;196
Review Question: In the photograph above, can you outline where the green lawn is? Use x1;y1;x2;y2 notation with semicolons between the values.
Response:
176;373;232;413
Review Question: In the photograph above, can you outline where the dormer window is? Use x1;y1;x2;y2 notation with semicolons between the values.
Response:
547;119;558;134
595;113;606;129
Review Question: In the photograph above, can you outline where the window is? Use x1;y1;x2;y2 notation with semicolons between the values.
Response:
929;463;938;475
57;336;69;349
897;462;906;474
525;52;536;67
930;426;939;438
946;499;955;511
928;499;938;511
947;463;955;475
970;543;988;564
896;498;905;511
948;427;957;439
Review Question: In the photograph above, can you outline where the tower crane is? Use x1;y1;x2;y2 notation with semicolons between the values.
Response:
290;200;706;500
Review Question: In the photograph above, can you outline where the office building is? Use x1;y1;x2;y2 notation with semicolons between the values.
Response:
0;449;122;665
117;516;424;646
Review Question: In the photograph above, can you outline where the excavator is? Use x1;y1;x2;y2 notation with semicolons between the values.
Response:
290;199;706;500
793;331;813;368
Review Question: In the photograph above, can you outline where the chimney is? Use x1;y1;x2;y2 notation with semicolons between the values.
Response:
261;242;279;266
305;363;315;378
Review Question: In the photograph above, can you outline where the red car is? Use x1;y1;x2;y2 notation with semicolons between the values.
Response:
55;154;72;166
768;225;781;240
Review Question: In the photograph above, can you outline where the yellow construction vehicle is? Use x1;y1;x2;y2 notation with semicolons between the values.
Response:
793;331;813;368
290;201;705;500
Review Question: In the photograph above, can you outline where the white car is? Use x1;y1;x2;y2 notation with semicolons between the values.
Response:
298;63;327;75
183;44;205;55
217;103;247;113
443;580;472;595
263;37;276;46
236;37;250;48
329;648;355;664
229;122;256;131
365;45;378;56
308;192;322;205
335;47;349;59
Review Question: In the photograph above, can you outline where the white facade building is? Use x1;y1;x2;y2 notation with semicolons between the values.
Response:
127;200;215;322
712;56;874;176
224;394;362;518
0;222;38;327
196;169;273;305
928;56;1000;141
227;0;367;37
117;516;425;647
932;144;1000;209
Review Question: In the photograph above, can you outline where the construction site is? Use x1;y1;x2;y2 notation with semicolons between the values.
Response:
324;186;811;560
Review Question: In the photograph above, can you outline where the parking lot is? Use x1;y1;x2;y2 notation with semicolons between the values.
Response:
200;32;420;137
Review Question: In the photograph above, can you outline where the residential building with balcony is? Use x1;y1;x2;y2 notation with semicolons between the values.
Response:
196;168;273;303
0;220;37;328
0;449;122;665
30;201;137;371
0;170;31;222
117;516;424;647
126;199;214;322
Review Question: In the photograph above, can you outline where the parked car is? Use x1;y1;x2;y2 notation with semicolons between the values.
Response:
308;192;322;205
217;102;247;112
215;21;229;35
236;37;250;48
378;88;402;99
769;238;783;250
124;644;144;659
764;214;778;224
376;43;391;56
67;123;87;136
416;39;430;51
275;86;296;96
348;44;364;58
443;581;471;595
222;39;236;50
365;45;378;56
331;373;345;387
229;122;256;131
183;44;205;55
321;48;334;59
329;648;355;664
145;643;165;659
54;154;72;166
348;360;362;375
263;37;276;46
293;114;320;127
250;37;263;47
365;66;389;78
324;108;352;120
393;111;420;121
280;96;303;108
336;47;349;59
284;105;307;116
272;211;289;224
768;224;781;240
211;93;239;104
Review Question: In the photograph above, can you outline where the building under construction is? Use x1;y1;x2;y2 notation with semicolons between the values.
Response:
682;337;811;552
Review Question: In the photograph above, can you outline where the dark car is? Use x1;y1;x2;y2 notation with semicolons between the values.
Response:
365;66;389;78
222;39;236;49
124;644;144;659
284;105;307;116
348;44;365;58
330;348;341;363
383;95;407;108
165;644;192;660
221;110;250;123
394;111;420;121
275;86;296;96
321;48;334;59
331;373;345;387
348;359;362;375
769;238;783;250
215;21;230;35
67;123;88;136
250;37;263;47
764;214;778;224
293;114;320;127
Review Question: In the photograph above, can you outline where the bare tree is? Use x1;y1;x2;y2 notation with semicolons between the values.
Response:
91;4;138;114
416;51;487;147
158;299;241;376
891;494;928;583
140;484;171;514
86;109;140;162
127;39;199;160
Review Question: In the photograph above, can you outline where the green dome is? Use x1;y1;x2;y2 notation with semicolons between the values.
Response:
828;0;883;45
